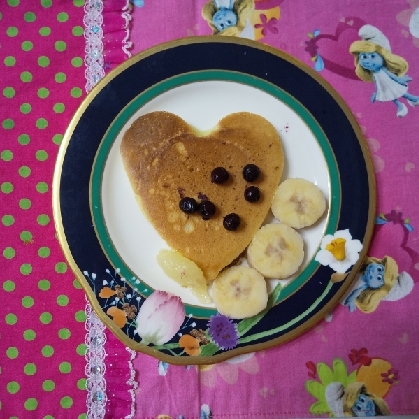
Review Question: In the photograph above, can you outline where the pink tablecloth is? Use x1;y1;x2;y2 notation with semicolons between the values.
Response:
1;1;419;418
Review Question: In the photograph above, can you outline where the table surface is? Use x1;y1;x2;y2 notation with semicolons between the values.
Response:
1;1;419;418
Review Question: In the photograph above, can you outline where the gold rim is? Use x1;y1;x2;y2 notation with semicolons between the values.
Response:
52;36;376;365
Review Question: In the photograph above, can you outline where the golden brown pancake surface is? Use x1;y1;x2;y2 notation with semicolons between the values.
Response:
120;111;284;280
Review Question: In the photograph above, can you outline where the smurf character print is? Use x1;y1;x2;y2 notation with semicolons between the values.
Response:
211;0;238;32
326;382;390;417
201;0;255;39
349;24;419;117
342;256;414;313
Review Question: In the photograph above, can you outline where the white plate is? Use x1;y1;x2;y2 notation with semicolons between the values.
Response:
102;80;329;306
54;37;374;363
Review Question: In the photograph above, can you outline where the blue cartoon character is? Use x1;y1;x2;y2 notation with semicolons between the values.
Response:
343;256;414;313
349;24;419;117
326;382;390;417
305;353;396;417
202;0;255;39
212;0;238;32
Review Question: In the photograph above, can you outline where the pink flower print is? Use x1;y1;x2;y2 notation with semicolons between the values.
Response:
358;123;384;173
396;1;419;47
381;368;400;385
199;353;260;388
254;14;278;37
135;291;185;346
366;137;384;173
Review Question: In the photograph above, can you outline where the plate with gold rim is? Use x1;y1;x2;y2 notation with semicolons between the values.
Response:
53;37;375;365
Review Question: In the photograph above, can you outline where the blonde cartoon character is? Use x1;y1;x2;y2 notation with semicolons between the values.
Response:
201;0;255;39
326;382;390;417
349;24;419;117
343;256;414;313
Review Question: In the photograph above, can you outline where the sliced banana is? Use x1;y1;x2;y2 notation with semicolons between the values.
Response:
271;178;326;229
211;266;268;319
247;223;304;279
157;249;211;304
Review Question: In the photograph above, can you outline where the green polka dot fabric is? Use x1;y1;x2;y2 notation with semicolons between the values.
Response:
1;2;87;417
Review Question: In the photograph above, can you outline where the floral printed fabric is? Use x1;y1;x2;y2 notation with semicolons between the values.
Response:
123;0;419;418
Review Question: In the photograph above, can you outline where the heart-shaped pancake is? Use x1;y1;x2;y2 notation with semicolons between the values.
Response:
120;111;284;280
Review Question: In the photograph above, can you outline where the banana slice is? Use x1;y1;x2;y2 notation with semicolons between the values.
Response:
211;266;268;319
271;178;326;229
247;223;304;279
157;249;212;304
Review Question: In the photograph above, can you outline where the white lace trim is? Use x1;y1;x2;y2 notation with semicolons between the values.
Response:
84;3;107;418
84;1;136;417
125;347;138;419
84;0;105;92
85;300;107;419
122;1;133;58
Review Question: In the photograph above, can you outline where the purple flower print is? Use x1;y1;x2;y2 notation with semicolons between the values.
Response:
208;313;239;350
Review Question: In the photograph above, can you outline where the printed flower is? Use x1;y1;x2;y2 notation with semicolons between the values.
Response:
179;329;211;356
306;361;317;378
366;137;384;173
254;14;278;36
115;284;127;298
107;306;127;328
315;229;363;273
122;303;137;320
207;313;239;350
396;2;419;47
381;368;399;385
349;348;372;367
135;291;185;346
305;359;356;416
190;328;210;345
98;284;127;299
199;353;260;388
179;334;201;356
99;287;116;298
355;358;393;398
358;124;384;173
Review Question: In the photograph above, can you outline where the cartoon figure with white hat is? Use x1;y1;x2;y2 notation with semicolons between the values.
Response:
325;382;390;417
343;255;414;313
305;354;396;416
201;0;255;39
350;24;419;117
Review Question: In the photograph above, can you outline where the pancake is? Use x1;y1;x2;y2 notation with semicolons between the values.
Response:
120;111;284;280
